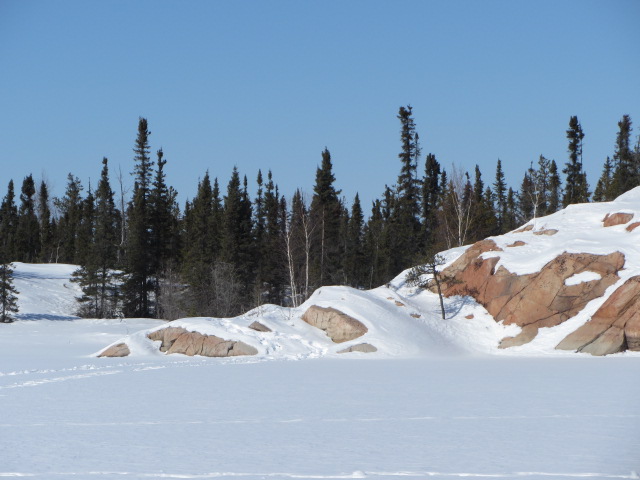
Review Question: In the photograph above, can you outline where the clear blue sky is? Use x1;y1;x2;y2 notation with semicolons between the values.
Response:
1;0;639;212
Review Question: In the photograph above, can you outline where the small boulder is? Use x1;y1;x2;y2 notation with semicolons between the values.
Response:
98;343;130;358
533;228;558;236
248;321;272;332
410;313;421;318
394;301;405;307
302;306;368;343
337;343;377;354
514;225;534;233
626;222;640;232
603;212;634;227
507;241;526;247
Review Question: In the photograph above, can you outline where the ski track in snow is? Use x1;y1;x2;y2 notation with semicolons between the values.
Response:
0;470;637;479
0;413;638;428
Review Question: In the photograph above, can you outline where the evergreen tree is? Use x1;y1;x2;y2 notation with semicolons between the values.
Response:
149;148;181;307
122;117;155;318
593;157;615;202
389;106;422;273
0;261;18;323
73;158;120;318
0;181;18;261
362;200;386;288
309;148;342;286
548;160;561;213
261;170;286;304
562;116;589;205
344;193;364;287
53;174;84;263
37;181;54;262
182;172;219;316
15;175;40;262
535;155;551;217
470;165;496;241
421;153;441;250
75;185;95;266
493;159;507;233
611;115;636;196
504;187;518;231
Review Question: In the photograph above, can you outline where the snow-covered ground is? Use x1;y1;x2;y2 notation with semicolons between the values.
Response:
1;319;639;479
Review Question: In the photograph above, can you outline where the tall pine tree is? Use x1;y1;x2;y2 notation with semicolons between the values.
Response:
562;116;589;206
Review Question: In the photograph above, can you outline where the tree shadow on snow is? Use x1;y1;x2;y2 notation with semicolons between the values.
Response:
15;313;80;321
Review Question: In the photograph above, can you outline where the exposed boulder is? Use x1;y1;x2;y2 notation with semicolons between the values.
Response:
514;225;534;233
148;326;188;352
626;222;640;232
507;241;526;247
148;327;258;357
603;212;634;227
98;342;130;358
301;306;368;343
556;276;640;355
248;321;272;332
337;343;377;354
438;239;625;348
533;228;558;236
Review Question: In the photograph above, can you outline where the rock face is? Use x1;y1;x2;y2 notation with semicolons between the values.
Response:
248;321;272;332
337;343;377;354
301;306;368;343
98;342;130;357
147;327;258;357
439;239;625;347
603;212;634;227
626;222;640;232
556;276;640;355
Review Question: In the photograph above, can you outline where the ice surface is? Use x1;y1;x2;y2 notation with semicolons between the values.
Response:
0;320;638;479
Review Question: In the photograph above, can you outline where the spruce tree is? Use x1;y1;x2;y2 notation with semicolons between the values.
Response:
0;261;18;323
261;170;286;304
344;193;364;287
390;106;422;273
53;174;84;263
611;115;635;196
182;172;218;316
74;185;95;266
309;148;342;286
593;157;615;202
421;153;441;250
493;159;507;233
123;117;154;318
73;158;120;318
0;181;18;261
562;116;589;206
548;160;561;213
15;175;40;262
362;200;385;288
37;181;54;262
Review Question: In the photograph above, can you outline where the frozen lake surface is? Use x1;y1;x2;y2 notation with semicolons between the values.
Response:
0;319;639;479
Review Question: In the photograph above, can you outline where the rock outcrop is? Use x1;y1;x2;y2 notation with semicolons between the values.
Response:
147;327;258;357
438;239;625;347
556;276;640;355
603;212;634;227
301;306;368;343
248;321;272;332
98;342;130;357
337;343;377;354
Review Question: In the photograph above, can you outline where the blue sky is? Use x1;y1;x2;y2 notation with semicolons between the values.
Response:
1;0;639;211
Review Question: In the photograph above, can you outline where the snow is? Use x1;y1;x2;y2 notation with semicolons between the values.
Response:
565;271;603;286
3;188;640;477
1;321;639;478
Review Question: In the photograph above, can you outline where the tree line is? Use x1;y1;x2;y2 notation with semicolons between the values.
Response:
1;109;638;322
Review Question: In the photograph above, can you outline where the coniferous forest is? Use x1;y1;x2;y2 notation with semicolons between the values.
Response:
1;108;639;321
